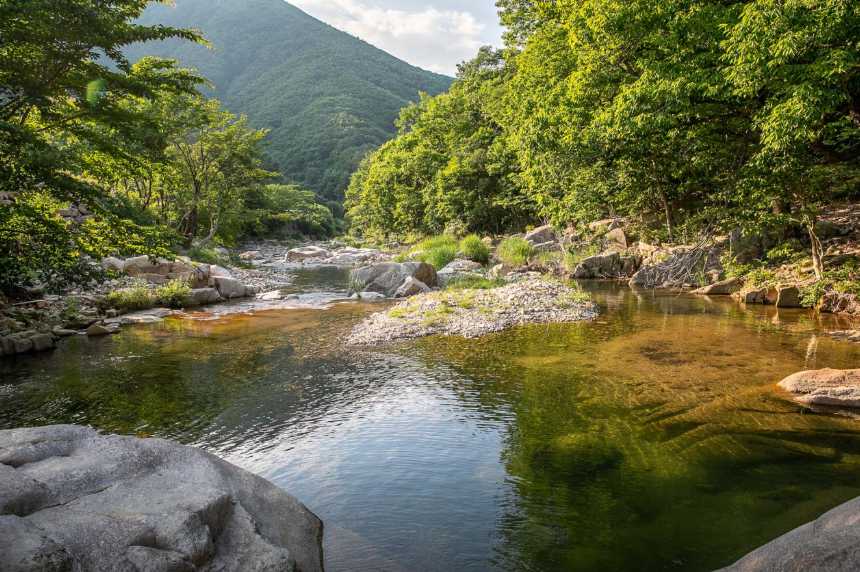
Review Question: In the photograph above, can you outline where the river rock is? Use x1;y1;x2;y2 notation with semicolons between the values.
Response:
740;286;778;305
211;277;254;300
604;228;628;250
239;250;260;261
187;287;224;307
778;368;860;408
101;256;125;273
29;334;55;352
394;277;431;298
524;225;557;245
775;285;802;308
437;259;484;286
349;262;438;297
85;323;116;336
209;264;233;279
719;495;860;571
573;252;639;279
286;246;330;263
692;277;743;296
0;425;323;572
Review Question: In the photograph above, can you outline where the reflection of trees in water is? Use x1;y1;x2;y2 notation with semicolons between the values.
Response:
416;294;860;572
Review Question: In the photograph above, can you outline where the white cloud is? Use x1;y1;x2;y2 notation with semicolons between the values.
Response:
290;0;498;75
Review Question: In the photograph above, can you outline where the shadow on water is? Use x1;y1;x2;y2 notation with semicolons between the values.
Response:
1;276;859;571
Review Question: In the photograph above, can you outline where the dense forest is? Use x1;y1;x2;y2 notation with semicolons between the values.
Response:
347;0;860;279
0;0;334;293
126;0;452;202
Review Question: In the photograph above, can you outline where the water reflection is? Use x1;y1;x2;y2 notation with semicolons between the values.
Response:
1;277;859;571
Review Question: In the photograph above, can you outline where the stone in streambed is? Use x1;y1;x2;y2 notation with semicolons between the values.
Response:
775;285;802;308
718;495;860;571
692;277;743;296
0;425;324;572
394;277;430;298
349;262;438;297
778;368;860;408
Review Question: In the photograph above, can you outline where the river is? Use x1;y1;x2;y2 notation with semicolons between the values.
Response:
2;267;859;571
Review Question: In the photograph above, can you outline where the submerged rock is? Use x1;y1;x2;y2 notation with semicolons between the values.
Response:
778;368;860;408
0;425;324;572
719;495;860;571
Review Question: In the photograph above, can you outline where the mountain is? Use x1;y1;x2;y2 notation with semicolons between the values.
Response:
126;0;452;202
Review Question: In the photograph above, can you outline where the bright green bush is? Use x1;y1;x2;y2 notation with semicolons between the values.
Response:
411;235;459;269
497;237;533;267
154;279;191;308
106;282;155;312
459;234;490;264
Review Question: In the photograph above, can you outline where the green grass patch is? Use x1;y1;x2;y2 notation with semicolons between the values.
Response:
459;234;490;264
497;237;533;267
106;282;155;312
409;235;459;269
154;279;191;309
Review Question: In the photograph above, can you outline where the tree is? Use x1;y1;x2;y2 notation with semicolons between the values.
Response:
723;0;860;278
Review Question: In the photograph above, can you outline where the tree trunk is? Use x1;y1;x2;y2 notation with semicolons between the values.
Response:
806;219;824;280
660;191;673;243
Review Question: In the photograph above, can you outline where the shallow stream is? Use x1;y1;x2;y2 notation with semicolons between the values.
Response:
2;268;860;571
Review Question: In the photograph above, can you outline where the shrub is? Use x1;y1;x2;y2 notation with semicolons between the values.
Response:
411;235;459;269
459;234;490;264
497;237;533;267
154;279;191;308
187;246;227;266
106;282;155;312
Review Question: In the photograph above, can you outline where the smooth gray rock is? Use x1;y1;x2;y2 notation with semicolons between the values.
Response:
524;225;556;245
437;259;484;286
187;288;224;307
719;495;860;571
0;425;323;572
349;262;438;297
393;277;431;298
286;246;330;263
211;277;253;300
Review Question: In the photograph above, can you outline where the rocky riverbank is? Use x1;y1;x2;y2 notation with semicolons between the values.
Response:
0;424;324;571
348;278;597;345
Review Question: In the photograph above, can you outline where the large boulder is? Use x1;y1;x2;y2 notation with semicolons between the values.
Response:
349;262;438;297
186;287;224;307
573;253;639;279
718;495;860;571
524;225;557;245
0;425;323;572
211;277;254;300
692;277;743;296
778;368;860;408
394;277;431;298
775;285;802;308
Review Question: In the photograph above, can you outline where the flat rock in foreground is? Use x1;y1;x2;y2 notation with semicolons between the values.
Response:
778;368;860;408
348;278;597;344
0;425;323;572
718;495;860;571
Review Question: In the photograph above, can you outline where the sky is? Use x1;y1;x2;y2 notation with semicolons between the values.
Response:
289;0;504;76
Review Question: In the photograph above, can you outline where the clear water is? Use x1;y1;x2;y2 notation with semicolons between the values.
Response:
2;269;860;571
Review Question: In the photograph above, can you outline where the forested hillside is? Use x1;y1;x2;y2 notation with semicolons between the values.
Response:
126;0;452;202
347;0;859;279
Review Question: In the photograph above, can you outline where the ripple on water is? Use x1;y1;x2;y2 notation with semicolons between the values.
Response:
1;278;860;571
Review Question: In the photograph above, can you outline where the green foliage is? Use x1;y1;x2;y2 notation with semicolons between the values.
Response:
459;234;490;264
154;279;191;309
106;282;155;312
346;48;535;240
244;184;336;239
801;261;860;307
403;236;460;269
346;0;859;272
125;0;451;201
497;237;533;267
